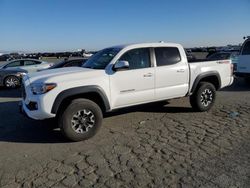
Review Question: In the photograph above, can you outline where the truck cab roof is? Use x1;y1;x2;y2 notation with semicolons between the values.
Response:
110;42;182;50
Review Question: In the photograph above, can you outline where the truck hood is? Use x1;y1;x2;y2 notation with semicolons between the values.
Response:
27;67;104;84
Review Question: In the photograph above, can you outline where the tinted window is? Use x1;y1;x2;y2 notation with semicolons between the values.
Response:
155;47;181;66
5;61;22;68
119;48;151;70
24;60;39;66
242;41;250;55
64;60;83;67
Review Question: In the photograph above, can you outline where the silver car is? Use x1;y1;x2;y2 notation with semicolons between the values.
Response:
0;59;53;73
0;69;27;88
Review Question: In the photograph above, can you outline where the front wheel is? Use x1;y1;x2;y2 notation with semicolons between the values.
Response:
58;99;103;141
190;82;216;112
4;76;20;88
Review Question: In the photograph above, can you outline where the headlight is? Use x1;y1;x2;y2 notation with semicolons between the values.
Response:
31;83;57;95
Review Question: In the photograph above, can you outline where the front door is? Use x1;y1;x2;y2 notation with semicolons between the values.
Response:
4;60;23;71
23;60;40;72
110;48;155;108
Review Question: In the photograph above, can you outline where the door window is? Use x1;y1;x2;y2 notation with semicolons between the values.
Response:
242;41;250;55
24;60;39;66
5;61;22;68
155;47;181;66
119;48;151;70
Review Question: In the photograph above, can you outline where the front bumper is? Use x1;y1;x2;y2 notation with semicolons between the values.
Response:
19;101;30;119
19;100;55;120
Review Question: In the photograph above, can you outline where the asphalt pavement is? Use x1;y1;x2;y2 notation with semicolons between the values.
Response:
0;78;249;188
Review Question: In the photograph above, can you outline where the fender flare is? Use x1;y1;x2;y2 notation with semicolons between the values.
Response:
190;71;221;93
51;85;110;114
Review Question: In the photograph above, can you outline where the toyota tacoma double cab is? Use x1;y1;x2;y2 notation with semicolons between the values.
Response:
20;43;234;141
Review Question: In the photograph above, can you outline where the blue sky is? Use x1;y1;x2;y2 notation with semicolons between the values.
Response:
0;0;250;52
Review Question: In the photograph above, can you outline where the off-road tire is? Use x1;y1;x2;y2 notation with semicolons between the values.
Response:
58;99;103;141
190;82;216;112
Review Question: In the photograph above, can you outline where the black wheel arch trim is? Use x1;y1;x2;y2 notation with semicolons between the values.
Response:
51;85;110;114
190;71;221;94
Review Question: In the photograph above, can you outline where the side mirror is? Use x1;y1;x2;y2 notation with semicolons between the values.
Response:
113;61;129;71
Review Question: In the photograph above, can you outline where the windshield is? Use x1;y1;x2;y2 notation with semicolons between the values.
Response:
82;48;121;69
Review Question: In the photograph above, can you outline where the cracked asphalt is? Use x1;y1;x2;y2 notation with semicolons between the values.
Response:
0;78;249;188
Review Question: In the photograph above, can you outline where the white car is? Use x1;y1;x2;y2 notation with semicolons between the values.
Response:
0;59;53;73
20;42;234;141
236;36;250;83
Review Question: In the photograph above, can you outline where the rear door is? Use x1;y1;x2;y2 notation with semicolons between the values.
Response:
23;60;41;72
238;40;250;73
110;48;155;108
154;47;189;100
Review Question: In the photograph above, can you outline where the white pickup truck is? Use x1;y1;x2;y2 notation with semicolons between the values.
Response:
20;42;234;141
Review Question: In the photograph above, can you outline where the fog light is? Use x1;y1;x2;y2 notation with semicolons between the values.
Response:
26;101;38;111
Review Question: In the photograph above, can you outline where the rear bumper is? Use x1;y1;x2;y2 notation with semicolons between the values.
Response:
235;72;250;78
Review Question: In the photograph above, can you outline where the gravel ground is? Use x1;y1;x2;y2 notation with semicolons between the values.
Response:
0;78;249;188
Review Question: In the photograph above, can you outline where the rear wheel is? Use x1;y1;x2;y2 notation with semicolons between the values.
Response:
4;76;20;88
190;82;216;112
58;99;103;141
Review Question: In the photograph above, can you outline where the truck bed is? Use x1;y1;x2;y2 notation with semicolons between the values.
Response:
188;59;233;94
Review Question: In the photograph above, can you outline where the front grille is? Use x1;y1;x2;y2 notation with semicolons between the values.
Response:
21;83;26;100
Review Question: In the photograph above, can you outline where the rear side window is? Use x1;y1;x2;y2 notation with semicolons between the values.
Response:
242;41;250;55
155;47;181;66
24;60;40;66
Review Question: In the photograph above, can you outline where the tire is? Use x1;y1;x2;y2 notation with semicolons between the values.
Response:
190;82;216;112
58;99;103;141
4;76;20;88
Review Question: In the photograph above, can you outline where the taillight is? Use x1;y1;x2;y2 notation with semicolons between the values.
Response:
230;63;234;76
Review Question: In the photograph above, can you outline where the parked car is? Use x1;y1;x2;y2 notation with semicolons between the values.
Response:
20;42;234;141
0;54;11;62
0;69;27;88
45;58;87;70
185;49;196;61
0;59;53;73
207;52;239;72
236;36;250;83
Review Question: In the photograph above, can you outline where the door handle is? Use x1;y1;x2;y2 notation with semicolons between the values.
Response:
143;73;153;77
177;69;185;73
